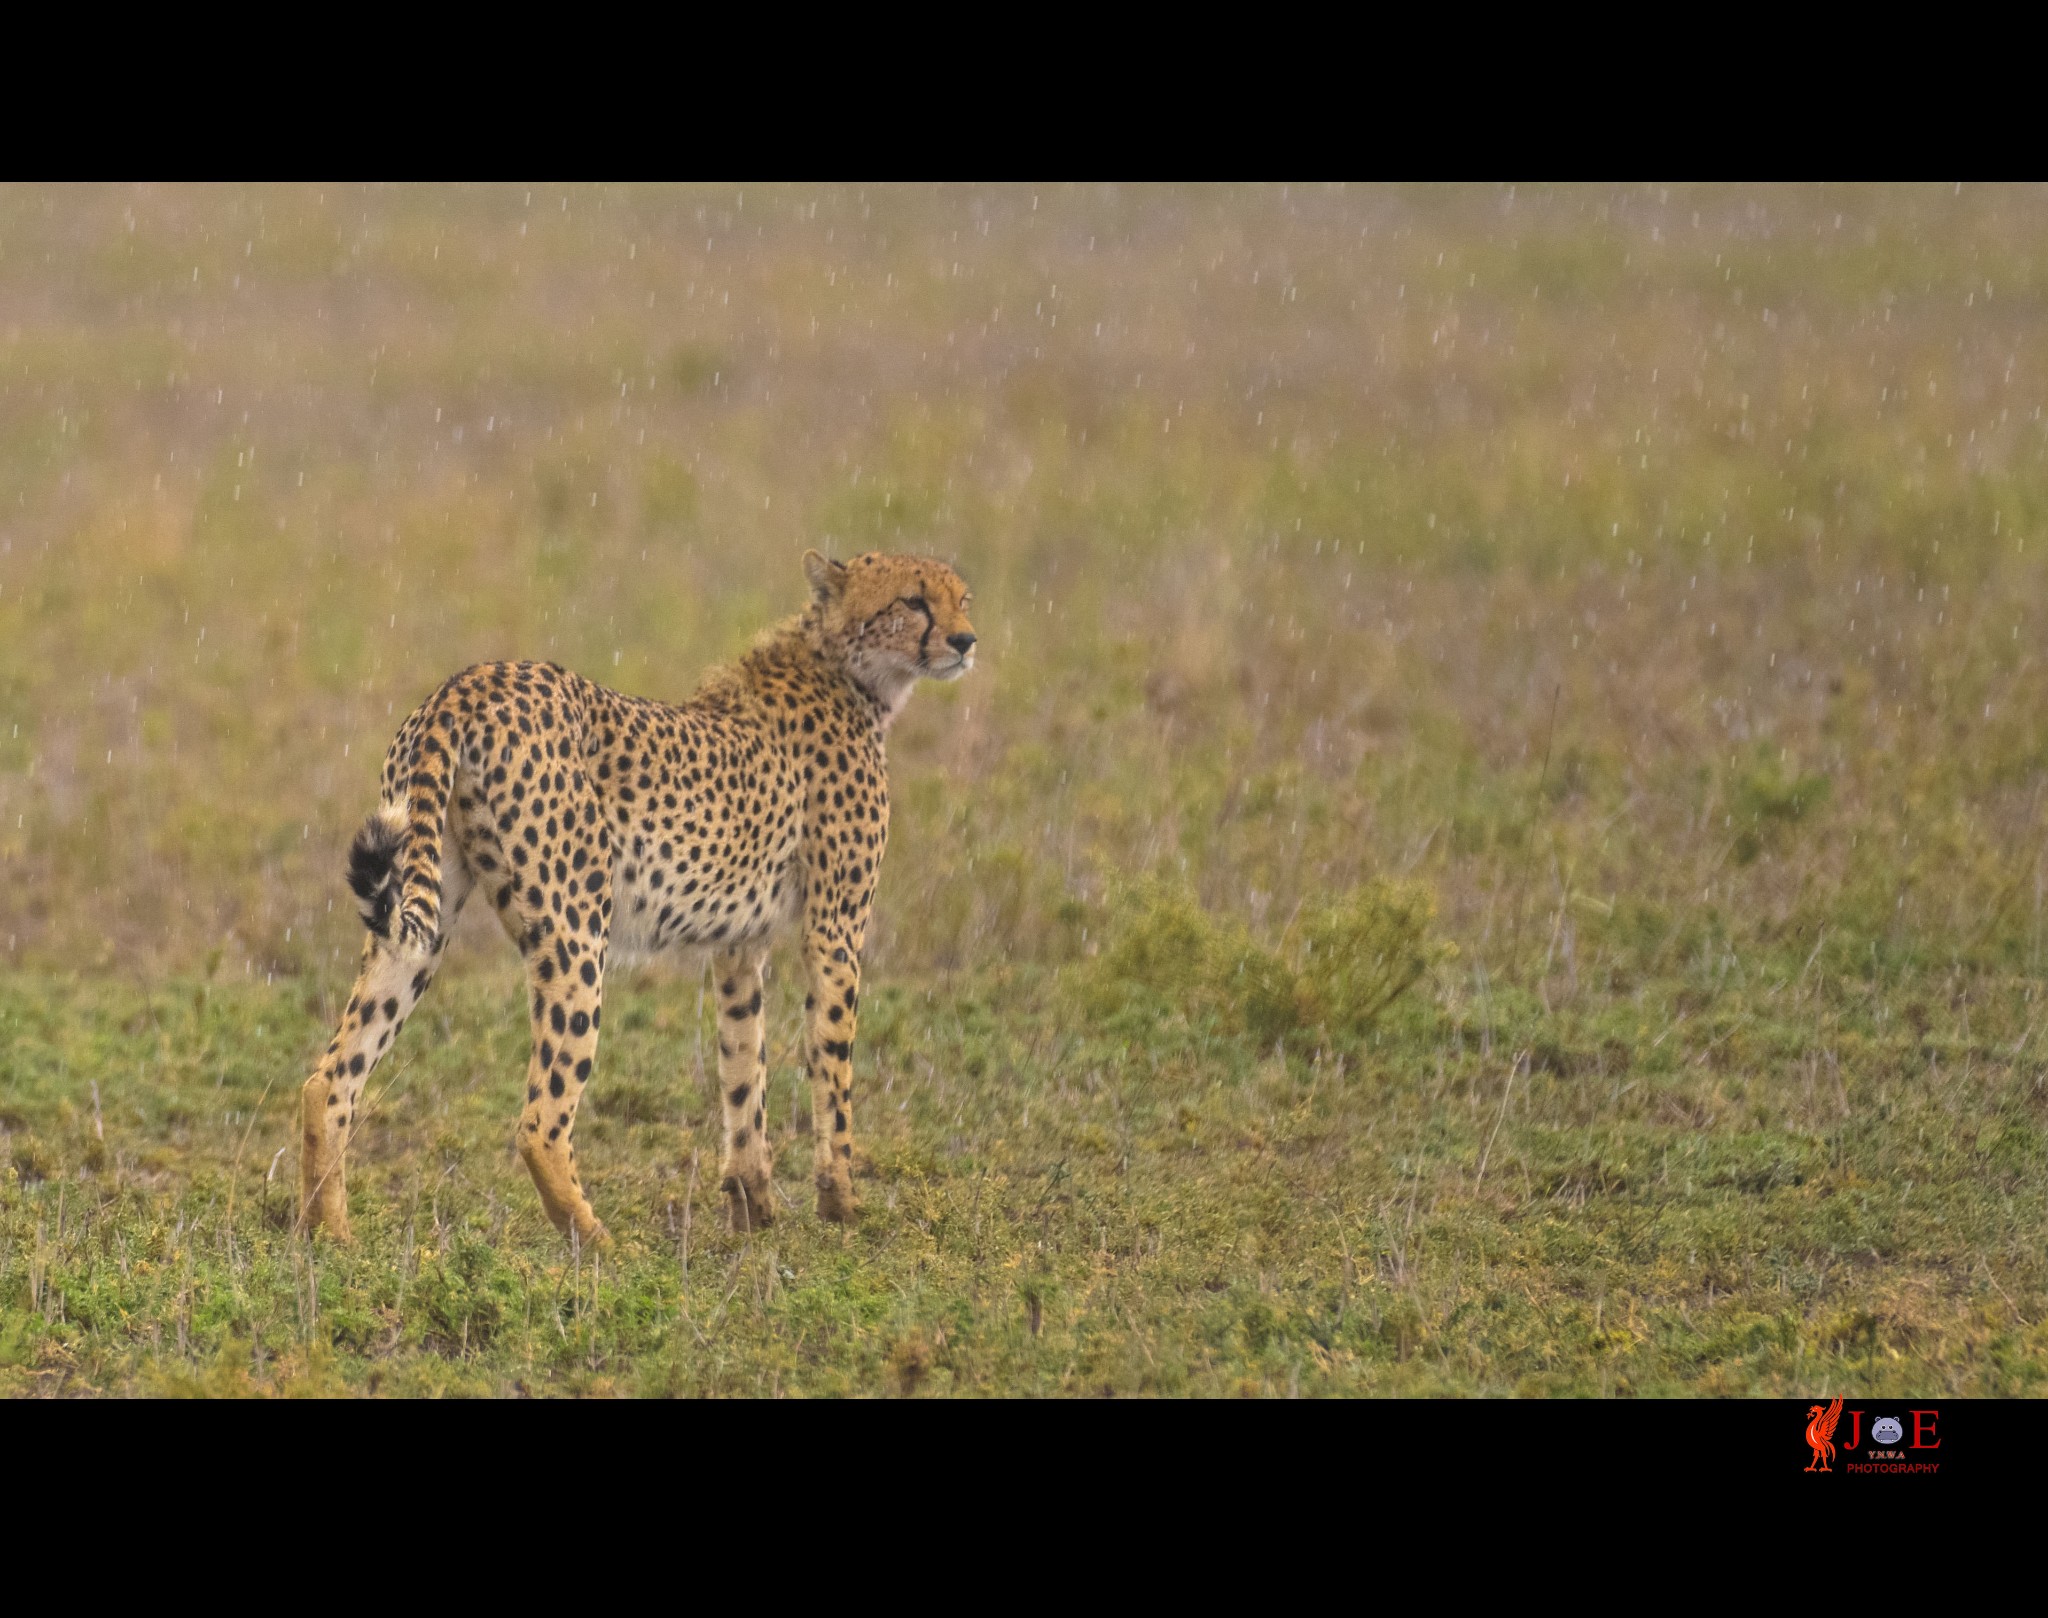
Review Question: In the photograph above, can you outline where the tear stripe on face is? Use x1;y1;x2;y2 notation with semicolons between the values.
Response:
868;595;938;666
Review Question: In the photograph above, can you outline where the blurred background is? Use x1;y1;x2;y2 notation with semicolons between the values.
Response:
4;182;2047;1000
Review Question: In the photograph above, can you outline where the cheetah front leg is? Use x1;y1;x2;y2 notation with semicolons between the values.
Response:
801;929;863;1222
712;945;775;1231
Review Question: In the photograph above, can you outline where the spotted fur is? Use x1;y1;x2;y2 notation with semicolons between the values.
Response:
299;550;977;1244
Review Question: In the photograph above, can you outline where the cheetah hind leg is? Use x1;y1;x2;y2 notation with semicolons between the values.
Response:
511;937;612;1249
300;925;457;1241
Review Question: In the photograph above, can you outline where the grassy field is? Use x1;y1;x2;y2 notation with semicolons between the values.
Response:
2;182;2046;1395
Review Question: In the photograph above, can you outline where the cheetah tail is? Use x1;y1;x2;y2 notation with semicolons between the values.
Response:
344;803;410;941
390;701;462;956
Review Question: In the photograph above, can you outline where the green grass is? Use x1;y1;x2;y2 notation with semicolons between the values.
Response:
3;183;2048;1394
4;938;2042;1395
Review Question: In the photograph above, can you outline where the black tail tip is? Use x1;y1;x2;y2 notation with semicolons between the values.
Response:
345;809;405;937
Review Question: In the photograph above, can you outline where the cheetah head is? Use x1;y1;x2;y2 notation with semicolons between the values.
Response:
804;550;976;710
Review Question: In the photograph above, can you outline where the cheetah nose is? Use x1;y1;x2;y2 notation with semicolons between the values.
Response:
947;633;977;654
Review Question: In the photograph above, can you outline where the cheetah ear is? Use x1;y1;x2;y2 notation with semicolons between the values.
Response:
803;549;848;603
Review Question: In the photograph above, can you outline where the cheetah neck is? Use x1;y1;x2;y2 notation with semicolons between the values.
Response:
745;616;911;732
845;654;918;730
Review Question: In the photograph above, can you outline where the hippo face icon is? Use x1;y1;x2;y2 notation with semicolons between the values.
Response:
1871;1417;1903;1445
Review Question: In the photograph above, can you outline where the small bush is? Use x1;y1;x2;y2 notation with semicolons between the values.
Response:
1093;882;1219;1009
1227;943;1304;1048
1727;750;1832;865
1298;880;1449;1040
1083;876;1449;1049
8;1132;57;1185
411;1234;514;1351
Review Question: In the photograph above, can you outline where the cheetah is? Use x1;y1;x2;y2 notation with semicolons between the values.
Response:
298;550;977;1244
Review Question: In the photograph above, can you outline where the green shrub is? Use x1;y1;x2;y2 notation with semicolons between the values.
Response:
1083;876;1449;1049
1093;881;1219;1010
1726;750;1832;865
1227;943;1305;1048
1298;880;1449;1040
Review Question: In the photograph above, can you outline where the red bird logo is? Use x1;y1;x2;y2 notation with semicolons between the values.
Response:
1804;1397;1844;1472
